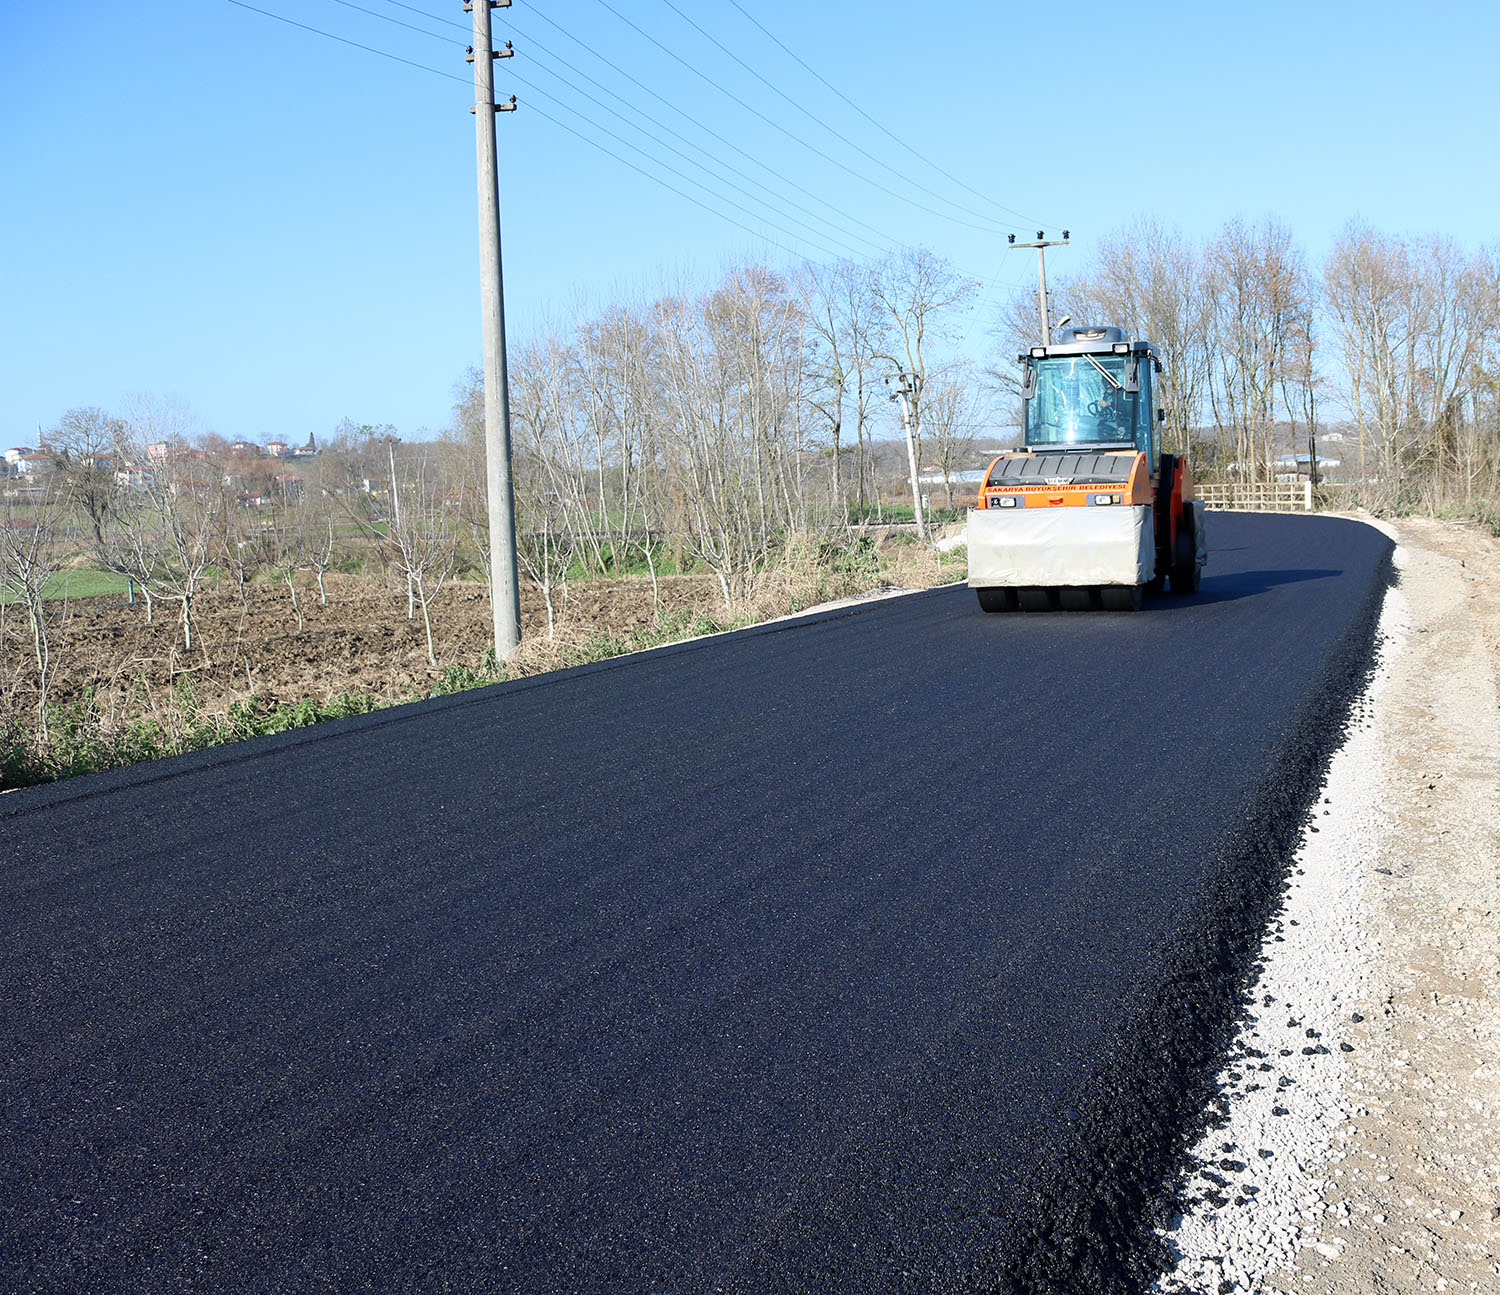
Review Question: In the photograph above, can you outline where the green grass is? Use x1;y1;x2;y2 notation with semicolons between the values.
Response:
849;503;967;526
2;685;391;789
559;541;696;581
1;567;232;605
0;569;135;604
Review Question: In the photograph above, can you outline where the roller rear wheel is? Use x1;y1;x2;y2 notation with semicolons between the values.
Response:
1058;587;1101;612
1100;584;1144;612
976;587;1019;613
1018;587;1058;613
1170;562;1201;594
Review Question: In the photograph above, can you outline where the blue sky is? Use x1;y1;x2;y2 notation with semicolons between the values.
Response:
3;1;1495;448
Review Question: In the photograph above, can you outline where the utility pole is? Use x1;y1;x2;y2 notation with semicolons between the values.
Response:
1308;387;1320;489
1007;230;1070;345
887;371;927;542
466;0;522;660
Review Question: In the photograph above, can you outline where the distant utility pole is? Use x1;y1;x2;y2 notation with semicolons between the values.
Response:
466;0;521;660
1008;230;1070;345
1308;388;1320;489
887;371;927;542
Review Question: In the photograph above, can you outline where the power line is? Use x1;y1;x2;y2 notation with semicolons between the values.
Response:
512;57;881;261
224;0;468;84
368;1;1028;275
325;0;455;45
223;0;861;267
371;0;471;35
658;0;1019;231
520;99;853;268
590;0;1014;235
341;1;878;259
507;70;856;264
505;6;932;253
225;1;998;278
360;0;918;258
722;0;1051;227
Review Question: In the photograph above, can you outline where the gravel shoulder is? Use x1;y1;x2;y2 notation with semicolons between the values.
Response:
1156;515;1500;1293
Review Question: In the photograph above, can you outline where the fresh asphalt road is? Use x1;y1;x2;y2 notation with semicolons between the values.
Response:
0;513;1391;1293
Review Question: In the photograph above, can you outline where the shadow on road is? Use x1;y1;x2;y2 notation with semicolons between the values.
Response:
1186;567;1343;605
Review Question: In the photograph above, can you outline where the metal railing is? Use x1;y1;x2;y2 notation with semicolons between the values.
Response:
1195;481;1314;513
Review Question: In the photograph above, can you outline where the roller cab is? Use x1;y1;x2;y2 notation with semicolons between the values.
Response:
967;326;1206;612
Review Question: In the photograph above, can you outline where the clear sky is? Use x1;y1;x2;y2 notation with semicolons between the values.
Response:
3;1;1495;449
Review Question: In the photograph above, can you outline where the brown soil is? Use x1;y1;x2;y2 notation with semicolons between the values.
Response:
0;574;717;725
1;533;963;737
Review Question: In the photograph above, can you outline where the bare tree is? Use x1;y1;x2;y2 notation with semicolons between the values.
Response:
262;499;307;632
381;444;458;667
1204;218;1309;479
985;282;1074;439
920;366;983;510
800;261;855;520
214;498;262;614
655;292;738;609
872;248;979;529
515;486;574;639
1065;220;1212;456
49;406;128;547
300;508;338;606
119;396;220;653
1325;226;1496;503
0;478;70;739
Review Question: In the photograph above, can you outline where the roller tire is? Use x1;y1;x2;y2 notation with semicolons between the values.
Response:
1058;587;1101;612
1018;587;1057;613
1171;497;1199;593
1100;584;1144;612
1170;562;1202;594
976;587;1019;614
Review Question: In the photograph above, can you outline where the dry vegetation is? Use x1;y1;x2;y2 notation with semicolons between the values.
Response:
0;531;960;788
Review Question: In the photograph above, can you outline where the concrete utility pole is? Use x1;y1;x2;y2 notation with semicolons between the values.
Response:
467;0;522;660
887;371;927;542
1008;230;1070;345
1308;387;1321;489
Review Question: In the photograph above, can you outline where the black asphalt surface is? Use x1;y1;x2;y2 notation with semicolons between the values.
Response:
0;513;1391;1294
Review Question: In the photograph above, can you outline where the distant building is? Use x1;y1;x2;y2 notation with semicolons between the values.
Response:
4;447;34;468
17;451;56;478
228;440;261;458
115;463;156;492
1272;453;1342;470
266;440;290;458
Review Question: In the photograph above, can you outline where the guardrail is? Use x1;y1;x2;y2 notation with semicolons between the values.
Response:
1195;481;1314;513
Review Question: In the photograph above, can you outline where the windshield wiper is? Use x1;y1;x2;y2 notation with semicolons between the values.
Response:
1082;354;1122;389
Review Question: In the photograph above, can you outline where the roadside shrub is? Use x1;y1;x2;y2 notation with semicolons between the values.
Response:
817;535;880;585
430;663;502;697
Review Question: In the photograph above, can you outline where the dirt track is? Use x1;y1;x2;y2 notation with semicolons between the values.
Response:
1275;519;1500;1294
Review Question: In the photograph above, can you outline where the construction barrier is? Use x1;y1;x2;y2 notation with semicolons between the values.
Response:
1195;481;1314;513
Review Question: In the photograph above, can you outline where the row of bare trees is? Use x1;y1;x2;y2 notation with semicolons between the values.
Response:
993;219;1500;503
451;250;983;613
